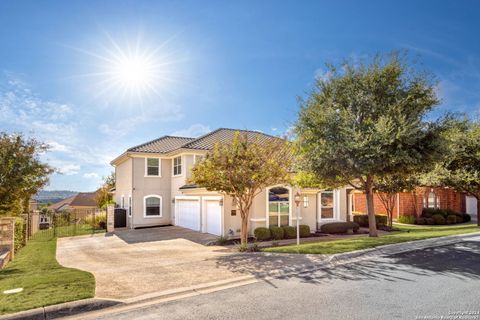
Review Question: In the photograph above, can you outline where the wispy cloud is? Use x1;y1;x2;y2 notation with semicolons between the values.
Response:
171;123;211;137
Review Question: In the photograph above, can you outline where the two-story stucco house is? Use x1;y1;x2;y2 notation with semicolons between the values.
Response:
110;128;352;237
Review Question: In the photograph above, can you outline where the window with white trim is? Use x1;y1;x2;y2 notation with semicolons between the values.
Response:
268;187;290;227
128;195;132;217
146;158;160;176
144;195;162;217
173;156;182;176
320;191;334;219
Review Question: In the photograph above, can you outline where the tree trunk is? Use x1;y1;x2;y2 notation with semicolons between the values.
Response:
476;194;480;227
365;179;378;237
240;214;249;245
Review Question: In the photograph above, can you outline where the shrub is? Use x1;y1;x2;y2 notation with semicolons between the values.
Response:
282;226;296;239
454;214;463;224
299;224;311;237
462;213;471;223
216;236;229;245
421;208;437;218
353;214;387;227
254;227;271;241
397;215;416;224
84;212;107;230
426;218;435;225
320;222;360;234
431;214;446;225
269;226;284;240
416;217;426;225
446;215;457;224
14;218;26;253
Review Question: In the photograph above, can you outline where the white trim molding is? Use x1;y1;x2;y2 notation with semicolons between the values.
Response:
143;194;162;218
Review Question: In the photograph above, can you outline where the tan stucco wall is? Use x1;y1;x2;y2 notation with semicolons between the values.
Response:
131;157;172;227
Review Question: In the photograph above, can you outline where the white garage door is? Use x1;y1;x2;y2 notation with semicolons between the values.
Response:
466;196;477;217
176;198;201;231
205;200;222;236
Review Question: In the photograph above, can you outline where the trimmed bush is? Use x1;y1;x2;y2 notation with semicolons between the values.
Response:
299;224;311;237
454;214;463;224
269;226;285;240
446;215;457;224
282;226;296;239
398;215;416;224
426;217;435;225
320;222;360;234
254;227;271;241
353;214;387;227
14;218;26;253
416;217;427;225
462;213;471;223
431;214;446;225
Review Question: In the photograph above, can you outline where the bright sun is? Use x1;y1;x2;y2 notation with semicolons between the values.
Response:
112;55;155;90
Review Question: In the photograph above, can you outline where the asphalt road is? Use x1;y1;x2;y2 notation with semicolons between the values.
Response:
95;240;480;320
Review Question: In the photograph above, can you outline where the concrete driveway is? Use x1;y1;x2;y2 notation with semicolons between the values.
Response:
56;226;241;300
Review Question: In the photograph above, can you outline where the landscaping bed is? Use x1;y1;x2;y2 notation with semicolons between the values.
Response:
263;223;480;254
0;237;95;315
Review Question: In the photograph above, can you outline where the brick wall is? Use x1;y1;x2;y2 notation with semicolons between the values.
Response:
353;187;466;218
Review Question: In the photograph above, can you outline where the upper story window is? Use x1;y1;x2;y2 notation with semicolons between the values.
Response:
146;158;160;176
173;156;182;176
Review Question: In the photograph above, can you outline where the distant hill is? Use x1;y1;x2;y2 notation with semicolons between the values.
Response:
35;190;78;204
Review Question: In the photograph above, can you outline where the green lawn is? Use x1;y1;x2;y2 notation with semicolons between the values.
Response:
264;223;480;255
0;237;95;315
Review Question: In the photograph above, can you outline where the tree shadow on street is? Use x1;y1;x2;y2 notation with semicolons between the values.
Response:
214;241;480;285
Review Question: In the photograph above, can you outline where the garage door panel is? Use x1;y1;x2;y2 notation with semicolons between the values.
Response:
176;199;200;231
205;200;222;236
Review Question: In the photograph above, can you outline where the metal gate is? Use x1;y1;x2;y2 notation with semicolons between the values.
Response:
114;208;127;228
29;208;107;241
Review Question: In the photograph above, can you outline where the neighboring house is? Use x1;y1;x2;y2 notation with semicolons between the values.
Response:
48;192;98;212
111;128;353;237
352;187;477;219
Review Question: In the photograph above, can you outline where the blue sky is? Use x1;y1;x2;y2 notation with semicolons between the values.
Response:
1;0;480;191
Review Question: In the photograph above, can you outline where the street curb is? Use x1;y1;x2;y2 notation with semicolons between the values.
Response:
62;275;258;320
0;298;121;320
0;275;256;320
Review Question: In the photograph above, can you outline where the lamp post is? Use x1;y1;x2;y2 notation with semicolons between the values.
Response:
294;191;301;246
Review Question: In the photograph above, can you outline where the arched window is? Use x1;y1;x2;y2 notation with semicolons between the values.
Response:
144;195;162;217
268;187;290;227
425;191;440;209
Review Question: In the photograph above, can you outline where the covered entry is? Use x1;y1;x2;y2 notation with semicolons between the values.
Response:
175;197;201;231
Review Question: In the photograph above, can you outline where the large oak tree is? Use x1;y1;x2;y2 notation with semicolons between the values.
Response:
295;53;445;236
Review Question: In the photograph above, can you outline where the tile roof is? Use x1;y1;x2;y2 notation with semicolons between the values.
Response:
127;136;196;153
47;192;98;211
125;128;277;155
180;128;276;150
